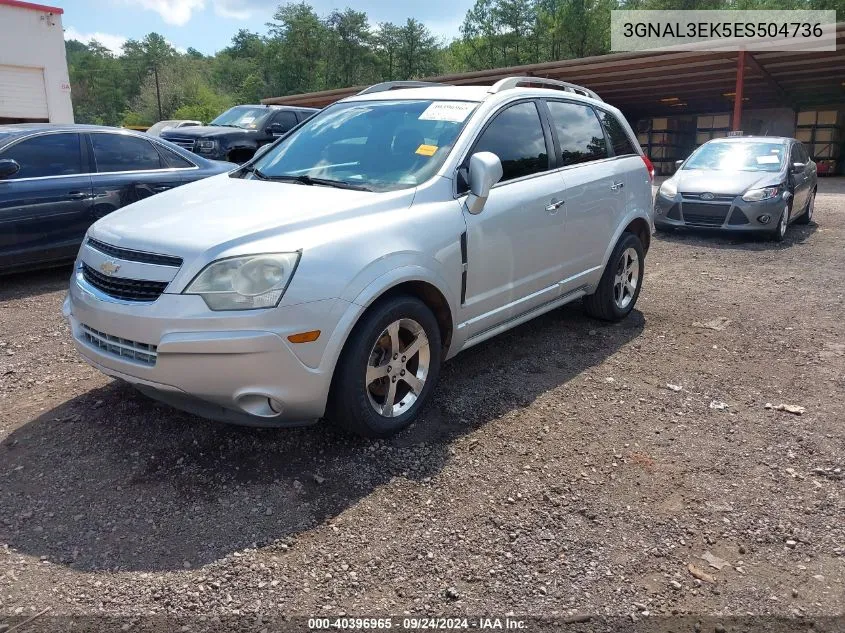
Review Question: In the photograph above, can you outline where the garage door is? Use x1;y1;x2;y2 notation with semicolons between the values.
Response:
0;65;48;120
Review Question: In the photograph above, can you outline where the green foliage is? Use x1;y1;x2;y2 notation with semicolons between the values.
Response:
65;0;845;124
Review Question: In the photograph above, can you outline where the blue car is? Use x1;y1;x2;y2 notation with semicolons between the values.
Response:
0;124;235;274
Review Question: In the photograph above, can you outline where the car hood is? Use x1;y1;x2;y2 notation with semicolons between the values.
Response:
89;174;414;263
161;126;255;140
674;169;782;195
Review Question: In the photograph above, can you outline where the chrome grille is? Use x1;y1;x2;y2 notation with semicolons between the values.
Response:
163;136;196;152
82;263;168;302
80;324;157;366
87;238;183;267
681;192;737;202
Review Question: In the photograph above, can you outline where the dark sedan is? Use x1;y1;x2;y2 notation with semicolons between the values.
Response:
0;124;235;274
654;136;817;242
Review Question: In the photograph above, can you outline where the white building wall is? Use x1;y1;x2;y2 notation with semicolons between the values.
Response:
0;3;73;123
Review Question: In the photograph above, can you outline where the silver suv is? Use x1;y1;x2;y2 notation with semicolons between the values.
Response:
64;77;655;437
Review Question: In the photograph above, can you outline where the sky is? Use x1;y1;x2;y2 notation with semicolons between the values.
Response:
58;0;473;56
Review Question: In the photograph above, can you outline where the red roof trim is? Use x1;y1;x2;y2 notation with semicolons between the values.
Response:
0;0;64;14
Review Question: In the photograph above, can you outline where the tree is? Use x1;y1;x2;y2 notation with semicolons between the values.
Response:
397;19;441;80
375;22;403;81
122;33;177;120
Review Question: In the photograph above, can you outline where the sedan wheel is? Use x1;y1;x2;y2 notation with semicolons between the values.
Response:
772;205;789;242
796;191;815;225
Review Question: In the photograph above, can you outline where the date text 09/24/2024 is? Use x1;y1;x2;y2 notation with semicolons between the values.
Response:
307;617;528;630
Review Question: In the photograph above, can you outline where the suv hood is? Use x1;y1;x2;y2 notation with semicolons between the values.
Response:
89;174;413;262
674;169;782;195
161;126;255;140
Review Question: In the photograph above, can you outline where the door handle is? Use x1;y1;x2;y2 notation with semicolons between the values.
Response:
610;181;624;191
152;185;171;192
67;191;88;200
545;199;565;213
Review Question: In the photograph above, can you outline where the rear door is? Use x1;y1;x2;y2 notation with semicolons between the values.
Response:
0;132;93;269
88;131;184;221
460;100;567;338
543;100;623;283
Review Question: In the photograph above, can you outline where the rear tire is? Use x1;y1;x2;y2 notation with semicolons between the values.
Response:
583;232;645;322
326;295;442;437
795;190;815;225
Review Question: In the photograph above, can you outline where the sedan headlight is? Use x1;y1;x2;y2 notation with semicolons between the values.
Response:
196;139;217;152
658;180;677;198
742;185;781;202
184;252;300;311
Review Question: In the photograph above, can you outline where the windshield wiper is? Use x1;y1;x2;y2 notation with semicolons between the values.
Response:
239;164;269;180
264;174;372;191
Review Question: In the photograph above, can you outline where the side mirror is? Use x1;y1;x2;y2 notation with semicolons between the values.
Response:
790;162;805;174
465;151;503;214
0;159;20;179
266;123;288;137
253;144;272;160
675;159;684;168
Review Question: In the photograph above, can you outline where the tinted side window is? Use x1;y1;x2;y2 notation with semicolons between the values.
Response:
1;133;83;179
272;111;298;132
799;144;811;163
546;101;608;166
92;134;163;172
790;144;803;165
474;101;549;183
596;109;637;156
157;144;195;168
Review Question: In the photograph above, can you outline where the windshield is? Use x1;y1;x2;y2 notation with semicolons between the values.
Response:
684;141;786;173
250;99;477;192
210;106;273;130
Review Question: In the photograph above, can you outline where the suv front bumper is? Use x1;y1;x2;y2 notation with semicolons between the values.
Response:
64;269;349;426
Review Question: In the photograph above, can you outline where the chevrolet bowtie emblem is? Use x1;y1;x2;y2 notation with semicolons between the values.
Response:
99;261;121;276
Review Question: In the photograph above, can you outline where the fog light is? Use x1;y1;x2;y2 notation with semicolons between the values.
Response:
758;214;771;224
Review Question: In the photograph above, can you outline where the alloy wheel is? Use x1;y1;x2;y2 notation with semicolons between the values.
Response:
365;318;430;418
807;193;815;222
613;247;639;310
779;206;789;238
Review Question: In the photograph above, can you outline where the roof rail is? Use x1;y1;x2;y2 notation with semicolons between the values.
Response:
357;81;449;95
488;76;602;102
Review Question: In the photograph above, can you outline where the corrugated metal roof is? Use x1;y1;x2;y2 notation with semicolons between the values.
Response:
263;22;845;117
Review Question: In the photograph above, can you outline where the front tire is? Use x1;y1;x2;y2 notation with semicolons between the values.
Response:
771;204;789;242
326;295;442;437
583;232;645;322
795;190;815;225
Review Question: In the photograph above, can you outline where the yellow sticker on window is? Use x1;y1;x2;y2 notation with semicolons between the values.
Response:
416;144;438;157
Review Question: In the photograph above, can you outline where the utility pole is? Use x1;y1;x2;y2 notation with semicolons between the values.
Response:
154;64;162;120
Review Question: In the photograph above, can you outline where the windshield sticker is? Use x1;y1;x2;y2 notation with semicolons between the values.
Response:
240;116;256;124
419;102;475;123
756;155;780;164
415;144;438;156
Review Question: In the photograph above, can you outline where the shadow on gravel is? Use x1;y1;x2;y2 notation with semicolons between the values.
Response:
0;303;643;572
0;265;72;301
654;222;817;251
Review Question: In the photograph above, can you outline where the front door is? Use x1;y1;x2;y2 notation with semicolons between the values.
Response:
460;100;566;339
0;132;93;269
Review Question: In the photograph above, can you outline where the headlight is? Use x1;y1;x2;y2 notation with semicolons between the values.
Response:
658;180;677;198
184;252;300;311
196;139;217;152
742;185;780;202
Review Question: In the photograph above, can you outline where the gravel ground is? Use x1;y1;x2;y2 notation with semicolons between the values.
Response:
1;179;843;631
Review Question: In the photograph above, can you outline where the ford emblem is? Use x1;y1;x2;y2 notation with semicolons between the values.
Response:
701;192;715;200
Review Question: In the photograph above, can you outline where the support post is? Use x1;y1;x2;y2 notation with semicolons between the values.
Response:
732;50;745;132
